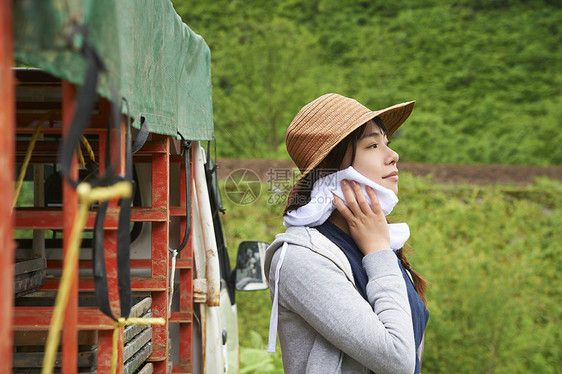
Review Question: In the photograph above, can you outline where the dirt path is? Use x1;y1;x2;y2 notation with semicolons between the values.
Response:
216;158;562;185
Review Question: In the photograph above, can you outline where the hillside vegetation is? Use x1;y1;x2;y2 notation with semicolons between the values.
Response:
173;0;562;165
169;1;562;372
222;174;562;373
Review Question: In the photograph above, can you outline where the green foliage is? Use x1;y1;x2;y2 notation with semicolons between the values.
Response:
220;174;562;373
173;0;562;165
394;177;562;373
240;332;284;374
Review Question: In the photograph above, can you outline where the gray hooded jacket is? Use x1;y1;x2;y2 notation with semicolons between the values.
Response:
265;226;416;374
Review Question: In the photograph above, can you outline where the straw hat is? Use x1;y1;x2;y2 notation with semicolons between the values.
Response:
286;93;415;179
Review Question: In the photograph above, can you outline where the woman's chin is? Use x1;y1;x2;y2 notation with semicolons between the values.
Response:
380;181;398;195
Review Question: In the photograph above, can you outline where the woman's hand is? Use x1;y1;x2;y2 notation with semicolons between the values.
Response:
333;179;390;255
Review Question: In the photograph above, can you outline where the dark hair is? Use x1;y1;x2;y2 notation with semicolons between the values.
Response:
284;117;428;304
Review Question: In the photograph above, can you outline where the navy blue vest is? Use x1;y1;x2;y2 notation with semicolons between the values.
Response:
316;221;429;374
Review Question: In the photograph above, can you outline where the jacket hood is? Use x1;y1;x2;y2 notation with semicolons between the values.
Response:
264;226;354;285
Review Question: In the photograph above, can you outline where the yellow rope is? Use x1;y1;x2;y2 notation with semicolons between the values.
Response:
12;112;54;210
42;181;133;374
111;318;166;374
81;135;96;162
77;136;95;169
77;144;86;168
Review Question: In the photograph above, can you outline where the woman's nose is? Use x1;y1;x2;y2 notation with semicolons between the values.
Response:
387;148;399;165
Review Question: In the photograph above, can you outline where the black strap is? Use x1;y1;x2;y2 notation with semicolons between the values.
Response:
96;85;122;187
91;105;134;320
58;26;105;188
58;25;120;188
115;100;133;318
58;25;134;321
92;199;113;318
169;132;192;254
131;117;149;154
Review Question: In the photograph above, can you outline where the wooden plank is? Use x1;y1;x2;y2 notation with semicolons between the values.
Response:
137;362;154;374
123;328;152;362
14;269;46;296
130;297;152;318
13;292;154;308
146;345;166;362
168;312;192;324
179;152;194;373
97;330;114;374
0;1;15;371
169;206;188;217
14;258;47;275
150;135;170;374
47;258;192;270
134;142;168;155
124;311;153;344
13;307;115;331
16;113;110;130
13;369;97;374
12;348;97;370
15;206;168;229
40;277;167;292
124;343;153;374
13;331;98;346
15;140;99;157
15;127;107;136
62;79;79;374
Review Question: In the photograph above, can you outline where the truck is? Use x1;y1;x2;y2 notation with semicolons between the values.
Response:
0;1;268;373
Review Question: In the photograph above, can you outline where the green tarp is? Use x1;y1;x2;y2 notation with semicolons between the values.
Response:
14;0;213;140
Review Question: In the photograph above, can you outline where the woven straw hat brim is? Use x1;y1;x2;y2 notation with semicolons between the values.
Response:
286;95;415;177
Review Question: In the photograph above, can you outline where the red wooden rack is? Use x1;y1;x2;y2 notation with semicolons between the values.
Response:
2;23;195;374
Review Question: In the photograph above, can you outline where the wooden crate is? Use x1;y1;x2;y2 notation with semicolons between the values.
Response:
14;258;46;297
12;297;154;373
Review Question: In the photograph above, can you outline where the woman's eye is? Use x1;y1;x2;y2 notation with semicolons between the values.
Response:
368;143;378;149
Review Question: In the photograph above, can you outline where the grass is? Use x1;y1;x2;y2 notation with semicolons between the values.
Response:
221;172;562;373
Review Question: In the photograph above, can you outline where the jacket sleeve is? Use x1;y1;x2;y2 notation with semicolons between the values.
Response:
275;244;416;374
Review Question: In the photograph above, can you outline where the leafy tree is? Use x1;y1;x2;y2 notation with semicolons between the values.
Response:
173;0;562;165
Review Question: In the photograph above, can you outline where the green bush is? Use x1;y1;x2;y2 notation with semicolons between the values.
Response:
397;178;562;373
240;332;283;374
221;174;562;373
173;0;562;165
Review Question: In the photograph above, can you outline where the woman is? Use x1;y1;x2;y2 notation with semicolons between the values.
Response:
264;93;428;374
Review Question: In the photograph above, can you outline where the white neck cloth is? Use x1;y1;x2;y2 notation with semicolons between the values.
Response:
283;166;410;250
